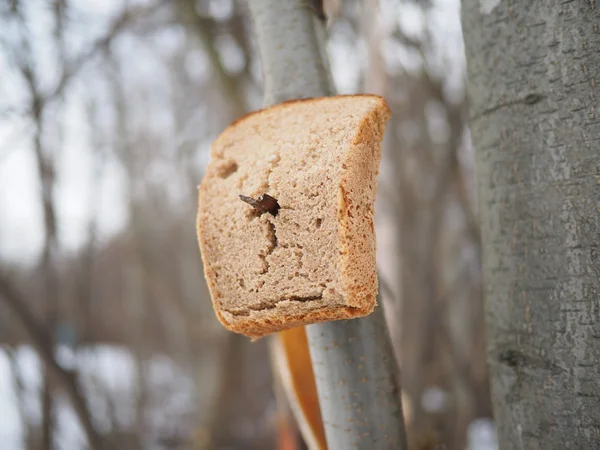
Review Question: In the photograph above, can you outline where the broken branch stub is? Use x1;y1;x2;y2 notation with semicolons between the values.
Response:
239;193;281;216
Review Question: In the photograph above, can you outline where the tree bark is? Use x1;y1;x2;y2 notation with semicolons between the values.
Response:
248;1;407;448
249;0;334;106
462;2;600;448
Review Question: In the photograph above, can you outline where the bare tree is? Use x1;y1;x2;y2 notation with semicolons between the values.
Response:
0;2;171;448
0;272;103;449
462;2;600;448
364;2;491;446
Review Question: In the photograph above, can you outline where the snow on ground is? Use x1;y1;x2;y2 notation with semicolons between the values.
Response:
467;418;498;450
0;345;196;450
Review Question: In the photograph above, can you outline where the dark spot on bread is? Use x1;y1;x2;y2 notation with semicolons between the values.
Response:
239;194;281;216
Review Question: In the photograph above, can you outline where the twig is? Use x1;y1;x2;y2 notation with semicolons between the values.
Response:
12;2;62;446
44;1;168;106
173;0;248;117
6;347;31;447
0;274;104;450
378;273;398;304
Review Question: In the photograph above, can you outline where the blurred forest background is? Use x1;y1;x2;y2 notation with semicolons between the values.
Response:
0;0;495;449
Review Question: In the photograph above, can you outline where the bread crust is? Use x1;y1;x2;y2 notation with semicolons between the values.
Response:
223;94;390;137
197;95;390;340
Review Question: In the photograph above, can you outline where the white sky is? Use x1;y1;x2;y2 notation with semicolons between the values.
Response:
0;0;128;263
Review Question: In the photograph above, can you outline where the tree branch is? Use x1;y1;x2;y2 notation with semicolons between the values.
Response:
174;0;247;118
45;1;167;106
248;0;334;106
0;274;104;450
247;1;407;448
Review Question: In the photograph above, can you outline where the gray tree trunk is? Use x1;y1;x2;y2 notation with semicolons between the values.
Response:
462;2;600;449
248;1;407;449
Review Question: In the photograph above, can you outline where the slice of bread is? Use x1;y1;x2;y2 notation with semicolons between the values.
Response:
197;95;390;339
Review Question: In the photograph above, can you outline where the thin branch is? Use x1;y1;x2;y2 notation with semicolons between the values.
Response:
44;1;167;106
13;2;61;446
378;272;398;304
6;347;31;447
247;1;407;448
174;0;247;117
0;274;104;450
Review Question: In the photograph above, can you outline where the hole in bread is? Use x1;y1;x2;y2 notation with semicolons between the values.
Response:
238;278;245;289
215;159;238;178
315;218;322;229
